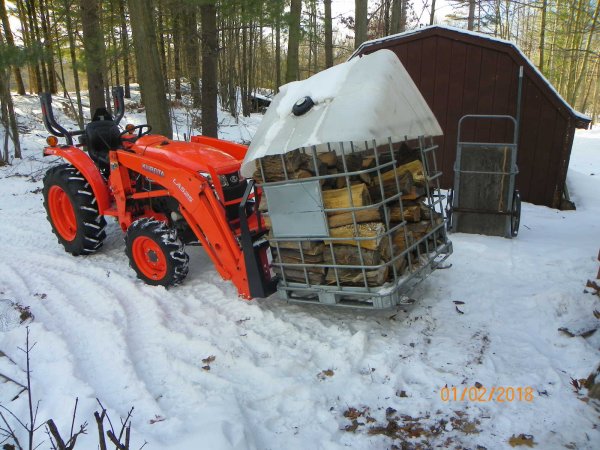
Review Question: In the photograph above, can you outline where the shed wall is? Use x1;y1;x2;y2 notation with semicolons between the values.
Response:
356;31;576;208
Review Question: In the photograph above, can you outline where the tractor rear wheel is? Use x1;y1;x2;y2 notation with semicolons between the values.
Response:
125;218;189;286
43;164;107;255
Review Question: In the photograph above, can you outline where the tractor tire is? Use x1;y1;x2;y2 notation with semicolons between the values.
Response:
43;164;107;255
125;218;189;287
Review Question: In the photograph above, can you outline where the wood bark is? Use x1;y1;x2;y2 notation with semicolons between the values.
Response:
354;0;368;49
64;0;84;127
468;0;476;30
128;0;173;137
80;0;106;116
118;0;131;98
539;0;548;73
285;0;301;82
324;0;333;68
0;0;26;94
201;0;218;137
182;9;201;108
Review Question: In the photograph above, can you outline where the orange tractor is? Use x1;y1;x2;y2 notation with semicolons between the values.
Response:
40;87;276;299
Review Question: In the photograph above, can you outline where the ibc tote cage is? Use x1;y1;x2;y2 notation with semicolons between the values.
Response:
258;136;453;309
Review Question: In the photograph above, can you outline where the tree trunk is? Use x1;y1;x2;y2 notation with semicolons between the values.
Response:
182;9;201;108
430;0;436;25
324;0;333;68
573;0;600;107
17;0;42;92
80;0;107;116
128;0;172;137
539;0;547;73
39;0;57;93
0;0;26;94
0;65;21;159
172;8;182;100
118;0;131;98
200;1;218;137
156;0;169;92
285;0;301;82
468;0;476;30
64;0;84;128
354;0;368;49
275;9;281;89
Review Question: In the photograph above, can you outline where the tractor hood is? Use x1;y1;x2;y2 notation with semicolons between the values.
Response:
134;135;240;174
241;49;442;178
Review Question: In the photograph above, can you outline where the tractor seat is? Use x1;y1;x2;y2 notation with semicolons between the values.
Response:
84;111;122;175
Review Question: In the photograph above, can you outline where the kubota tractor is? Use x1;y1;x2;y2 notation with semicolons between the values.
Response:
40;87;276;299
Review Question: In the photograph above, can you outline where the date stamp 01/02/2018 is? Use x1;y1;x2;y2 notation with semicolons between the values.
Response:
440;385;535;403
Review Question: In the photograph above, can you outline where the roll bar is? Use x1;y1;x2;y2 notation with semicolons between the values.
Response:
112;86;125;124
39;86;126;146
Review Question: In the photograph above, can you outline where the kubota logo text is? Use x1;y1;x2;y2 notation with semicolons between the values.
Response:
142;164;164;177
173;178;193;202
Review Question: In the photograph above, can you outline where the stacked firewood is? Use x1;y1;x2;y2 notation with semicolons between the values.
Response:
255;146;443;287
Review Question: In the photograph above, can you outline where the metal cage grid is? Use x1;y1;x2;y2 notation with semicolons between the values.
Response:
257;136;452;308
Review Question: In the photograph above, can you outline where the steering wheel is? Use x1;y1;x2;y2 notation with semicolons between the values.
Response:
119;124;152;141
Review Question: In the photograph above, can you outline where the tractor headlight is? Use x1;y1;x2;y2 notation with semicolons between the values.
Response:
219;174;229;187
219;172;242;187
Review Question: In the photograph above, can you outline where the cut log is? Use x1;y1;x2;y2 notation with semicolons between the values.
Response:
327;207;381;228
401;186;425;201
300;153;328;176
325;266;388;286
369;170;413;202
323;245;381;266
322;183;371;214
336;152;363;173
268;236;323;253
254;149;302;182
317;151;337;168
381;243;409;277
398;159;427;186
388;205;421;223
325;222;385;250
275;267;326;284
392;229;415;251
274;248;324;264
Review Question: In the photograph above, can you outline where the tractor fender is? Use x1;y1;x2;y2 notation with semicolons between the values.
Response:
44;146;111;214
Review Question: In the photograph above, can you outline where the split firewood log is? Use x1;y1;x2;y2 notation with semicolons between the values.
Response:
322;183;371;214
325;222;385;251
325;266;388;287
317;151;337;168
268;236;323;254
274;267;326;284
253;149;302;182
387;205;421;223
299;153;328;176
369;171;414;202
327;207;381;228
322;244;381;266
273;247;324;264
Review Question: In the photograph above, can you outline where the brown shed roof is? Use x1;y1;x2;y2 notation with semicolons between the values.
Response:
351;26;591;208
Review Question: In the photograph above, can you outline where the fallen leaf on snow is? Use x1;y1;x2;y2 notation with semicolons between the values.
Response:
508;434;536;447
202;355;216;364
317;369;334;379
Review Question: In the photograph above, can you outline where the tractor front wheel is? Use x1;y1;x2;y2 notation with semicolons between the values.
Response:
125;218;189;286
43;164;107;255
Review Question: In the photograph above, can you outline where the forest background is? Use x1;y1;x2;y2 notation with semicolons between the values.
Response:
0;0;599;163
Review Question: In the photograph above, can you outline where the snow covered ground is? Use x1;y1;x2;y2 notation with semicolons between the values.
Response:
0;93;599;450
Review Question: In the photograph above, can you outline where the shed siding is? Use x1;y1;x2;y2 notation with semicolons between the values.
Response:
355;28;587;208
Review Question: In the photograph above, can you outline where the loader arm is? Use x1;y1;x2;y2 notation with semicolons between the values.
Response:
112;150;266;299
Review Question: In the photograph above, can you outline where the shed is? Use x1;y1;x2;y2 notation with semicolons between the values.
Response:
351;25;591;209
